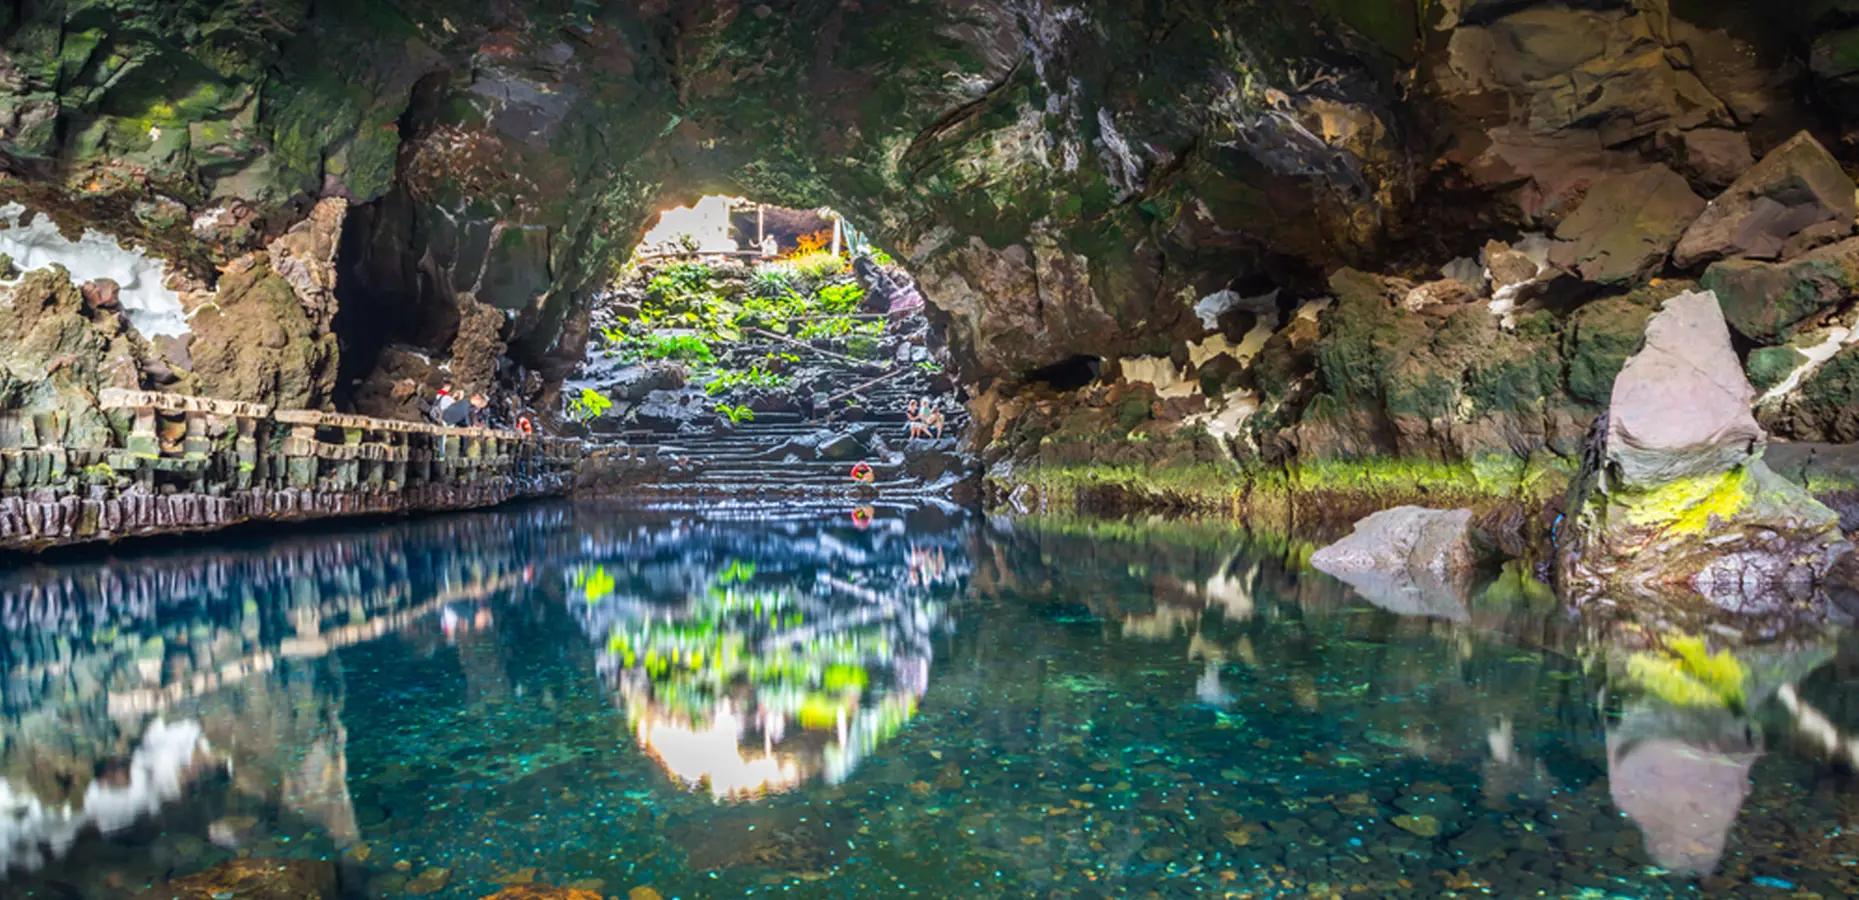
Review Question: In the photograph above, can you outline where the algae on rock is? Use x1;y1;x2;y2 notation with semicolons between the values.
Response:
1559;290;1847;608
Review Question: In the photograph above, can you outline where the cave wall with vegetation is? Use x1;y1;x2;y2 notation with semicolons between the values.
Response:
5;0;1859;510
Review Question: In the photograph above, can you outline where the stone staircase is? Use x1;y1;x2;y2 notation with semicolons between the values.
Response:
572;308;974;502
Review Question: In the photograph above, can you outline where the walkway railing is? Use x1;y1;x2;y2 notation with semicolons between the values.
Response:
0;390;581;549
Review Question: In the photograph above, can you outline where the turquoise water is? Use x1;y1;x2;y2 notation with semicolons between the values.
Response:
1;504;1856;899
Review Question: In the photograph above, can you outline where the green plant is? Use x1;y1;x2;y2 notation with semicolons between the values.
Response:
570;388;613;422
846;334;882;360
868;248;894;266
816;282;866;313
705;366;792;395
715;403;755;424
609;332;716;365
751;268;795;297
787;251;849;280
799;315;884;339
647;261;713;302
916;360;943;374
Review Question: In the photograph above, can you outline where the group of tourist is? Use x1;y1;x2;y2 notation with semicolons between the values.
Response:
430;383;490;428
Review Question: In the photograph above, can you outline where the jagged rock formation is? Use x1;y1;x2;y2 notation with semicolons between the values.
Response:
0;1;1835;391
6;1;1859;596
1558;291;1847;608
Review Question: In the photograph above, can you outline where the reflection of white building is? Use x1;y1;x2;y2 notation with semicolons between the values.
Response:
0;720;214;874
635;700;802;800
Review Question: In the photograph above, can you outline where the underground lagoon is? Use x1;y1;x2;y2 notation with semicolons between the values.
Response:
7;1;1859;898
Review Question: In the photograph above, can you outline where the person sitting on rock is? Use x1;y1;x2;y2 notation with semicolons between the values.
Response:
920;398;945;439
468;393;491;427
906;399;930;439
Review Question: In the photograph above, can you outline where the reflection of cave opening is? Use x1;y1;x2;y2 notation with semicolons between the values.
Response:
567;196;968;497
1025;355;1103;392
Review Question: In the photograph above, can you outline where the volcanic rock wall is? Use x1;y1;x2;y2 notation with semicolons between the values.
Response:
3;1;1859;514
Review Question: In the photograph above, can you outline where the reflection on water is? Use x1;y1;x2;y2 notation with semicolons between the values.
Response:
569;514;964;799
0;505;1855;898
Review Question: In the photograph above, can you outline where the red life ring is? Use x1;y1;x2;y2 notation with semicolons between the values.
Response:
849;462;875;484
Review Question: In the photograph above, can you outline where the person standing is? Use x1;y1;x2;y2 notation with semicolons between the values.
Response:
431;382;457;424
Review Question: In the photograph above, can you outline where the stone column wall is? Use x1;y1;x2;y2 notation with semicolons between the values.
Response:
0;389;582;551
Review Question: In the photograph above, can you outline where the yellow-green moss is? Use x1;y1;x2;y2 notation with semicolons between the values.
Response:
1617;467;1752;536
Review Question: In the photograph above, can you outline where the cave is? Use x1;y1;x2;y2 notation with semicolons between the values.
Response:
5;3;1859;894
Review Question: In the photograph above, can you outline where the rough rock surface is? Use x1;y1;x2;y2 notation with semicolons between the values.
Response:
187;255;338;409
1310;507;1479;620
1673;132;1859;268
1550;166;1705;285
0;266;148;448
1701;237;1859;343
1603;291;1765;489
139;858;336;900
1560;290;1847;607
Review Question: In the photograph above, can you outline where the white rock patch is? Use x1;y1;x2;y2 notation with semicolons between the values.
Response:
1758;324;1859;407
0;203;189;337
1118;356;1198;397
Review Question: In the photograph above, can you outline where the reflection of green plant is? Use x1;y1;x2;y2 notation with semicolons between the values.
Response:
716;403;755;424
1625;634;1747;711
846;334;882;360
716;560;758;585
570;388;613;422
577;566;616;603
706;366;791;395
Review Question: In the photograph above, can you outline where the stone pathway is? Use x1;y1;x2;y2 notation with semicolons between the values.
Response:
571;274;974;501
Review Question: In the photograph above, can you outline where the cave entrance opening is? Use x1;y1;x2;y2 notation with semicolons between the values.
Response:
565;196;968;499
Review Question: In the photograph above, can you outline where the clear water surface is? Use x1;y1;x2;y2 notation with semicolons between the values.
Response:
2;502;1856;899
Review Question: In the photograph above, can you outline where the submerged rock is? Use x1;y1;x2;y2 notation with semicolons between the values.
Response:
139;858;335;900
476;885;603;900
1559;290;1848;606
1310;506;1479;620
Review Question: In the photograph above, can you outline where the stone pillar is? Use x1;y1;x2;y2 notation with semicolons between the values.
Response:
183;412;211;460
286;425;319;489
128;408;160;459
234;417;259;490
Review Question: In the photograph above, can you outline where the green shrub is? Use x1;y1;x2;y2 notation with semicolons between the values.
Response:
787;251;849;280
799;316;884;340
816;282;866;313
705;366;792;395
715;403;755;424
570;388;613;422
608;331;716;365
647;261;713;302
